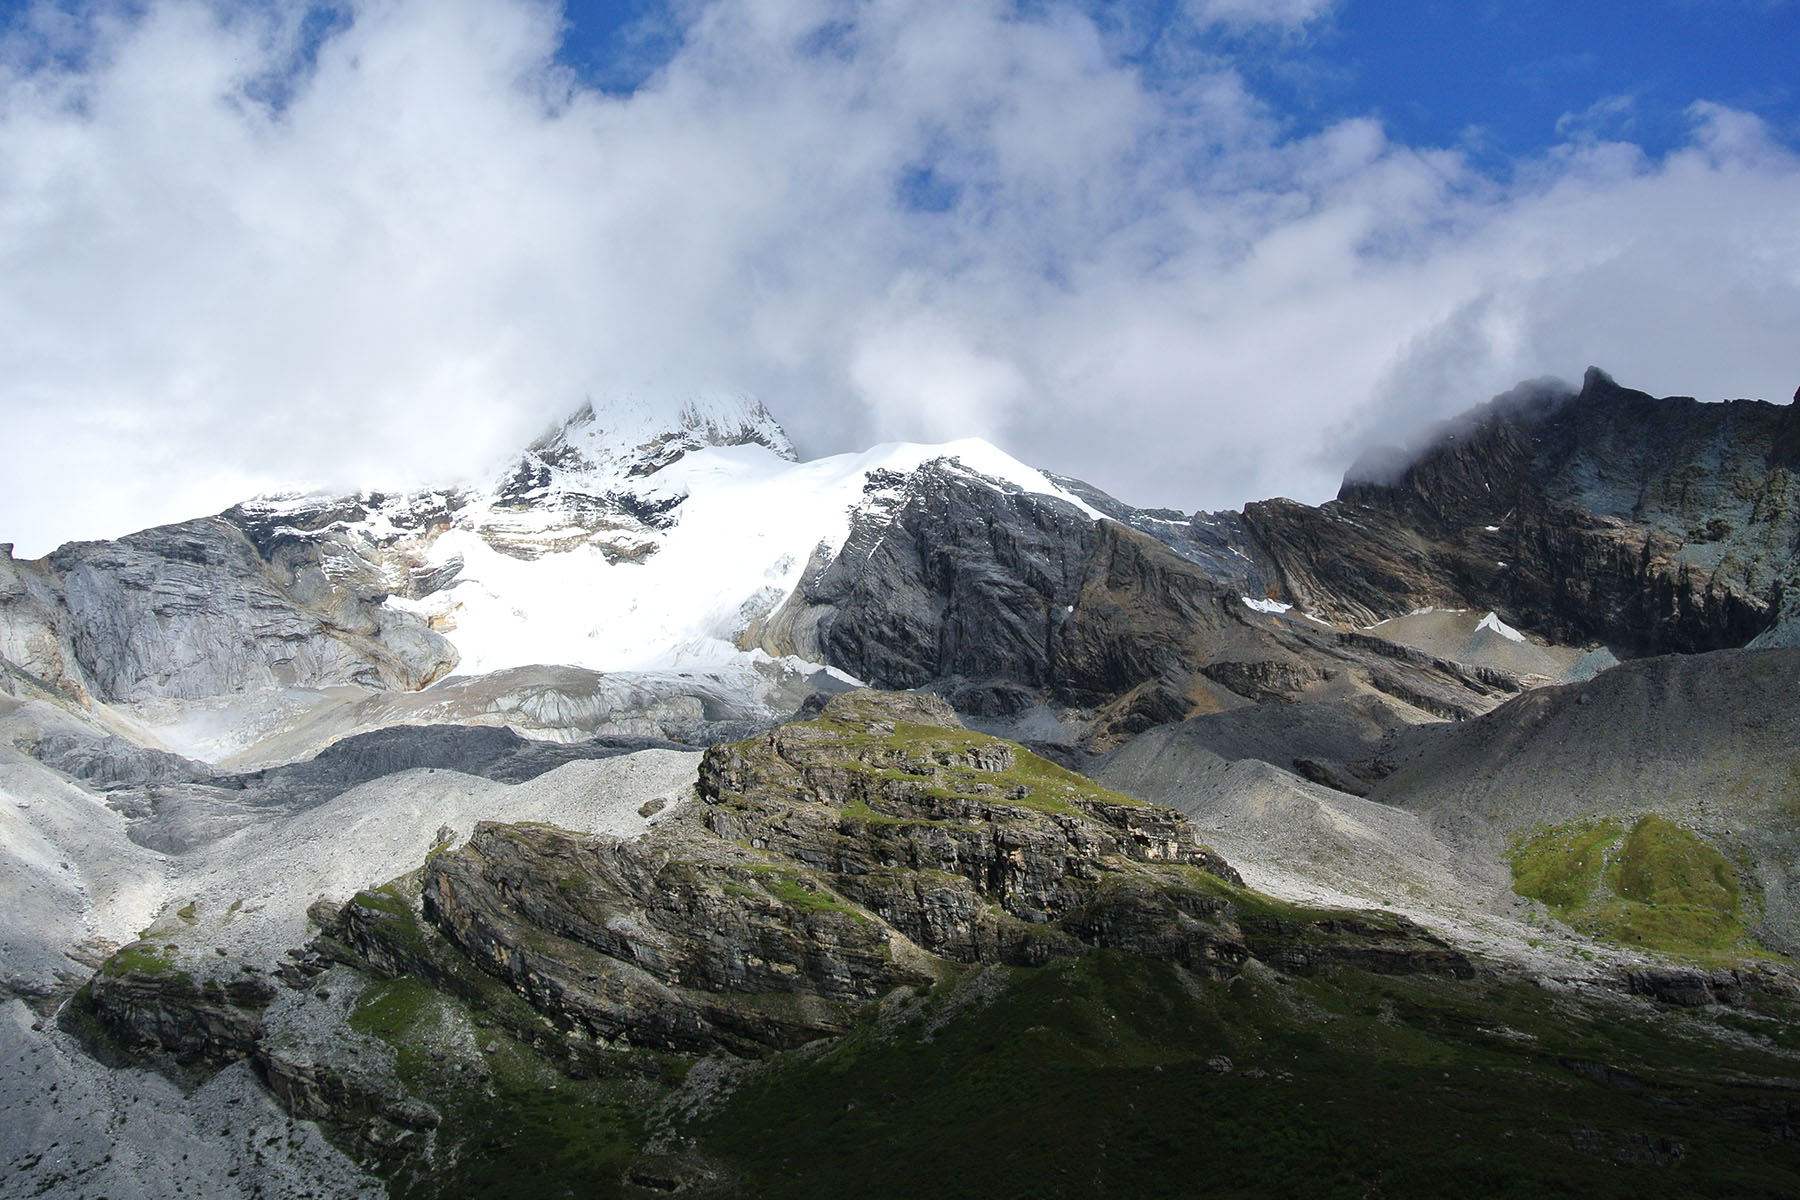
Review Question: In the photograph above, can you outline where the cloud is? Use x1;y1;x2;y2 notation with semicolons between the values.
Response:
1185;0;1335;32
1348;104;1800;471
0;0;1797;557
1554;92;1637;142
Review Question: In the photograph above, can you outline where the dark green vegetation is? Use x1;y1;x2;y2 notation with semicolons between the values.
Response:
1511;815;1761;960
99;938;185;978
698;953;1800;1200
318;929;1800;1199
344;982;653;1200
320;878;676;1199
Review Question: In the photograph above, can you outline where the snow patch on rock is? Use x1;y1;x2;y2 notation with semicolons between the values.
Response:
1475;611;1527;643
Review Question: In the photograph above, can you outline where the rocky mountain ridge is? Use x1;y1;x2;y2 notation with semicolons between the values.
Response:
6;370;1800;1198
733;370;1800;768
9;368;1792;772
65;696;1478;1174
1247;368;1800;651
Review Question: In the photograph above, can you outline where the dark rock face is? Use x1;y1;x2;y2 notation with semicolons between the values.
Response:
70;952;276;1073
753;464;1522;746
1244;369;1800;653
258;1043;442;1172
423;822;930;1055
758;464;1103;692
1620;965;1800;1008
1046;473;1273;599
30;729;220;791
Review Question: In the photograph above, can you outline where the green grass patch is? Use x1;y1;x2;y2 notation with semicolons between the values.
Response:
348;976;442;1080
1611;815;1738;912
841;797;905;825
1511;817;1625;911
1511;816;1763;961
101;941;182;977
749;865;869;921
803;712;1146;820
351;883;415;919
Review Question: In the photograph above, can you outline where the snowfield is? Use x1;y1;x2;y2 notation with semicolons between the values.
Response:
402;435;1102;677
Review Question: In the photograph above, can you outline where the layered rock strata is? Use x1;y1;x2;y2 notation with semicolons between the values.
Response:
414;692;1472;1057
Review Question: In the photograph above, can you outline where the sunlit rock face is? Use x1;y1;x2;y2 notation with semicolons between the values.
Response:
40;519;457;704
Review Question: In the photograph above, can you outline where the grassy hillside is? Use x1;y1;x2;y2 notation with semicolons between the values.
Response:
318;873;1800;1199
693;952;1800;1199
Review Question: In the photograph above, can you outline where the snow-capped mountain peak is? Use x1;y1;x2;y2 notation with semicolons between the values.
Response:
516;391;797;487
411;432;1100;678
226;399;1101;686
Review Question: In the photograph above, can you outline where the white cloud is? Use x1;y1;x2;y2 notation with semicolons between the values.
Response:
0;0;1797;557
848;307;1028;444
1186;0;1335;32
1553;92;1637;142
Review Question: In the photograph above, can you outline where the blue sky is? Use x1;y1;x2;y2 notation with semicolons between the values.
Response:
1;0;1798;554
1271;1;1797;161
545;0;1800;161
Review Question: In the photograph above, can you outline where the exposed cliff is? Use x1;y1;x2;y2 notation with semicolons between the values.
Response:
1;516;457;707
1243;369;1800;652
751;464;1528;748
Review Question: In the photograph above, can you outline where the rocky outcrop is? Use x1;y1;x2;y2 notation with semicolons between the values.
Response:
67;946;276;1073
258;1039;442;1172
1620;964;1800;1008
393;692;1473;1057
696;691;1245;964
423;821;935;1055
